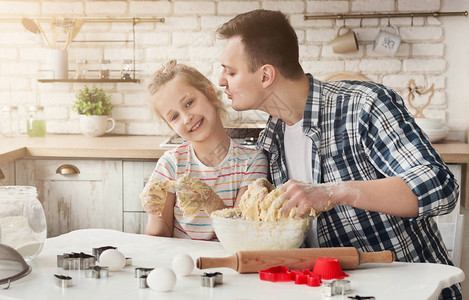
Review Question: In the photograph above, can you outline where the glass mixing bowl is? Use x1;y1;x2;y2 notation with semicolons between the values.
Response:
0;186;47;263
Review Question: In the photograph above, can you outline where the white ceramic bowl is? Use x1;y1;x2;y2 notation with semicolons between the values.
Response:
424;126;449;143
415;118;443;130
211;214;311;253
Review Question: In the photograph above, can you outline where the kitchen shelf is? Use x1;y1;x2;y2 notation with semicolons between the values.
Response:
31;17;163;84
38;79;140;83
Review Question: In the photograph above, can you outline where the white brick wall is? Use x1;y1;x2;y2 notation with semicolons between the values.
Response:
398;0;440;11
0;0;460;136
262;1;305;13
306;1;349;14
174;1;215;15
42;2;84;15
351;0;395;12
218;1;260;15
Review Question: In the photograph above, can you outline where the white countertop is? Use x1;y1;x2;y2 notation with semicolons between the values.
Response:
0;229;465;300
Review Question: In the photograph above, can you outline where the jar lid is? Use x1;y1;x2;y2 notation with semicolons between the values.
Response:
2;105;18;112
101;59;111;64
28;105;44;112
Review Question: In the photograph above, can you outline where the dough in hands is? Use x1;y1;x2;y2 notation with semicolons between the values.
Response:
176;175;225;216
175;176;213;217
140;175;222;217
139;177;175;216
238;178;273;221
215;178;314;221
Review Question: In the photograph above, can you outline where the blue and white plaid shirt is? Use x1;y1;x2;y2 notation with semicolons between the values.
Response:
258;74;461;298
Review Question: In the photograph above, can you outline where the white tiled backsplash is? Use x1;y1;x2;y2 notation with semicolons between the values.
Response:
0;0;467;139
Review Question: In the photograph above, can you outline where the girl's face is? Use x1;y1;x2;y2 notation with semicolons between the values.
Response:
154;76;222;143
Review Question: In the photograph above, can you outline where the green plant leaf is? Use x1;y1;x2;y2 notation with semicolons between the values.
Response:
72;85;113;116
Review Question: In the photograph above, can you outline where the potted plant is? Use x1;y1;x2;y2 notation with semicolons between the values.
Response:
72;85;115;137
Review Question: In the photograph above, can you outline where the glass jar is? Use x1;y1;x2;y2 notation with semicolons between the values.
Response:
75;59;88;79
121;59;133;80
100;59;111;79
26;105;46;137
0;186;47;263
1;105;19;137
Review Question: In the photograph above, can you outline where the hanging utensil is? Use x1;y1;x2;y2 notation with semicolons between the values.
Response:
63;25;74;50
63;19;76;50
21;18;40;34
34;19;52;49
71;18;84;41
49;17;61;49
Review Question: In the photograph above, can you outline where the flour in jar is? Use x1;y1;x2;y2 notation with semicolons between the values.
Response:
0;215;43;258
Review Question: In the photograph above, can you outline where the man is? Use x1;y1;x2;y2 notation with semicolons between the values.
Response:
217;9;460;300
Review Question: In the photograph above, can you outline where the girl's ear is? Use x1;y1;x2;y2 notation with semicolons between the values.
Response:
260;64;275;88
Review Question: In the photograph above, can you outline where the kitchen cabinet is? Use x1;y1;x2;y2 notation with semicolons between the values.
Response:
122;160;156;234
15;158;123;237
0;162;15;185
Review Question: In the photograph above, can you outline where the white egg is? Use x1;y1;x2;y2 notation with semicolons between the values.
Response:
98;249;126;271
147;267;177;292
172;254;194;277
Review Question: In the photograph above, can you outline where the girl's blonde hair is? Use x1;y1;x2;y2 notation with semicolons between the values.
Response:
148;63;227;121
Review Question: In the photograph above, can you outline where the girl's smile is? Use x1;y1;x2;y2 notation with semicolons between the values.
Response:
189;119;203;132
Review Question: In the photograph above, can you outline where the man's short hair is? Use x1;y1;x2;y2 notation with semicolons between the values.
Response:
217;9;304;80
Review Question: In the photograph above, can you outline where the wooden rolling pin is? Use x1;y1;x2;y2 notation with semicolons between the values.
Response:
197;247;395;273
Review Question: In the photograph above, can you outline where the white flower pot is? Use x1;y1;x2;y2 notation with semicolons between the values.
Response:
79;115;115;137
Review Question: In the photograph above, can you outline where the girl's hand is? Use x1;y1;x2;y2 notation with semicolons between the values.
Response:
139;177;175;216
175;176;225;216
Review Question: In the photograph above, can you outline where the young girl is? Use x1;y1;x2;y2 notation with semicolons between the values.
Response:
141;61;268;241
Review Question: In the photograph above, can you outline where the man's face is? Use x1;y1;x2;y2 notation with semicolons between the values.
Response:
219;36;264;111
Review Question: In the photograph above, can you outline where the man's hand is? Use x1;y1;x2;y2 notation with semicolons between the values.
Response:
280;180;356;218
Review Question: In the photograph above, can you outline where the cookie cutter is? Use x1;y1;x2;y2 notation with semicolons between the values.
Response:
201;272;223;287
259;266;321;286
85;265;109;279
134;267;155;289
57;252;95;270
259;266;291;282
134;267;154;278
125;257;132;266
323;282;333;297
291;270;321;286
92;246;116;261
323;279;351;297
54;274;72;288
138;275;149;289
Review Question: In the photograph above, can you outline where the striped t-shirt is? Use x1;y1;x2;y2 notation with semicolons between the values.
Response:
149;138;268;241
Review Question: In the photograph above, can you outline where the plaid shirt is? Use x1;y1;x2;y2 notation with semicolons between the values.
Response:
258;74;459;263
258;75;462;299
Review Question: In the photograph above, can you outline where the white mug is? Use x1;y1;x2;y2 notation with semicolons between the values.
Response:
79;115;115;137
330;26;359;54
372;25;401;56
